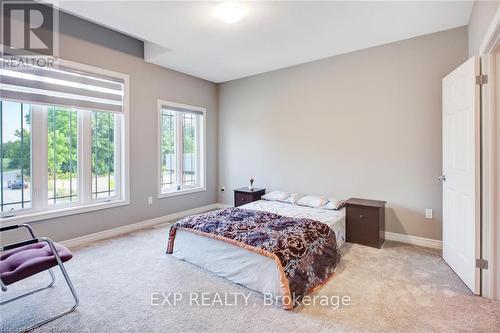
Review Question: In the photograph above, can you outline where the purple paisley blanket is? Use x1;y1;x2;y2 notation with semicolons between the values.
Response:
167;207;340;309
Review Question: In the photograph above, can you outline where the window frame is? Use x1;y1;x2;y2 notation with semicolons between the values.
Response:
0;59;130;226
157;100;206;199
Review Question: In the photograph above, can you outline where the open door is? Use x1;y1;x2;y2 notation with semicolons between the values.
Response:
441;56;481;294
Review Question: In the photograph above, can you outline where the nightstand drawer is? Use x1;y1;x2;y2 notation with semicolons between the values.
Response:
235;192;253;206
234;188;265;207
346;206;379;244
347;206;379;226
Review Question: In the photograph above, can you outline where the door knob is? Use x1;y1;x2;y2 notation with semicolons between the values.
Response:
438;175;446;182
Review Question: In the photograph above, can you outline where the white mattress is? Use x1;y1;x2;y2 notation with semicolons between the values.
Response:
172;200;345;301
240;200;346;247
173;229;286;298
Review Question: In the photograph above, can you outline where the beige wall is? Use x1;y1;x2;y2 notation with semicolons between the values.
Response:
468;0;500;56
218;27;468;240
2;10;218;243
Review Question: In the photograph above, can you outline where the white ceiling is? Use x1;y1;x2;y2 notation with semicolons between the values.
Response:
51;1;474;83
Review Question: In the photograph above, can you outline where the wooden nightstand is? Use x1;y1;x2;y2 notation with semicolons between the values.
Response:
234;187;265;207
346;198;386;248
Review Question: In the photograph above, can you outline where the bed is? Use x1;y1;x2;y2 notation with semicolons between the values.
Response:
240;200;346;247
167;200;345;309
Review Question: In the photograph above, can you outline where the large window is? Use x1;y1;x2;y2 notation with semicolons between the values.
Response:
0;60;128;222
159;101;205;197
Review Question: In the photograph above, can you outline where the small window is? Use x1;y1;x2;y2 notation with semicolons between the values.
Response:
182;113;197;187
47;106;78;205
92;111;117;199
1;101;32;212
160;109;176;192
159;101;205;197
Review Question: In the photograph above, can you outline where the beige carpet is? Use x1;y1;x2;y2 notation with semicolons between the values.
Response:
1;223;499;332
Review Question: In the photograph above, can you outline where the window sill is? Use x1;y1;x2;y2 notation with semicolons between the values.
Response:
0;199;130;227
158;187;206;199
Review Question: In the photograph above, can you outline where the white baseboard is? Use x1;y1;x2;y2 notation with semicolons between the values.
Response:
385;231;442;250
61;203;223;249
60;204;443;251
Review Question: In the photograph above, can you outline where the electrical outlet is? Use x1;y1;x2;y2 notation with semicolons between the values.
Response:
148;196;153;205
425;209;433;219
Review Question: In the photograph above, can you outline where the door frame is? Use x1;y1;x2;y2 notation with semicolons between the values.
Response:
479;7;500;300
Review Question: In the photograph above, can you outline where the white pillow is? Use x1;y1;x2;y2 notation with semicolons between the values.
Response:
323;198;345;210
297;195;329;208
261;191;290;202
286;193;305;204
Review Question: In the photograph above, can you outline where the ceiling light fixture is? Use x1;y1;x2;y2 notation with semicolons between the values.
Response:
214;2;248;24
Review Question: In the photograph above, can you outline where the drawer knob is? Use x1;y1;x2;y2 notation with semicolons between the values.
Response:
359;214;364;219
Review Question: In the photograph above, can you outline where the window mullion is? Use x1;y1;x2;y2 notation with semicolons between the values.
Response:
196;115;201;187
80;110;92;203
0;101;3;211
20;105;24;207
114;114;122;199
31;105;48;211
176;112;183;190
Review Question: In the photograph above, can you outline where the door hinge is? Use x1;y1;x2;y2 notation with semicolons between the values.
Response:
476;74;488;85
476;259;489;270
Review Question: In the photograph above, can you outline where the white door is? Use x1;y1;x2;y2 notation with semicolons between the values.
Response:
442;56;481;294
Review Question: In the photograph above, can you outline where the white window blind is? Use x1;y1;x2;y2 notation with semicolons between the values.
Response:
0;61;124;113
